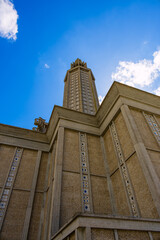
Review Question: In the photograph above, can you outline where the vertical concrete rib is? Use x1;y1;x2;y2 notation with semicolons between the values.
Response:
37;152;52;240
76;227;91;240
44;142;56;240
100;136;120;239
121;104;160;216
21;150;42;240
51;126;65;236
100;136;117;215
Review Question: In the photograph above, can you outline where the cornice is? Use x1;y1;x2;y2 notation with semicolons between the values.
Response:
46;106;98;140
0;122;48;143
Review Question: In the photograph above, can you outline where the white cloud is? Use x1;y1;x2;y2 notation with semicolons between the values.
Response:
98;95;104;104
153;87;160;96
44;63;50;69
0;0;18;40
112;50;160;88
143;41;148;45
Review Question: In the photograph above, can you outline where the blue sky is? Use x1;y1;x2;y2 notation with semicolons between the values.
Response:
0;0;160;129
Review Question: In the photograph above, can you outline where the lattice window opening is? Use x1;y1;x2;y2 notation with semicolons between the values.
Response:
0;148;23;225
79;133;91;212
143;112;160;143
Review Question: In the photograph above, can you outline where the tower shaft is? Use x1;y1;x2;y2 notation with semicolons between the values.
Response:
63;58;99;114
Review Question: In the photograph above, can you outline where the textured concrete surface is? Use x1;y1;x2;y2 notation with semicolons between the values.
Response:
92;229;114;240
127;154;159;218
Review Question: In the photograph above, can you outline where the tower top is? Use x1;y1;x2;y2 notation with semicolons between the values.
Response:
64;59;99;114
71;58;87;69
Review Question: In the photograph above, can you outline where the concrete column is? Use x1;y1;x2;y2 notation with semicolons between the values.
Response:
44;142;57;240
121;104;160;216
75;227;91;240
51;127;65;236
21;150;42;240
148;231;154;240
114;229;119;240
85;227;91;240
37;152;52;240
100;136;117;214
100;137;119;239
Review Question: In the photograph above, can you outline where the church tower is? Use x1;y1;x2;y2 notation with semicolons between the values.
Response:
0;59;160;240
63;58;99;114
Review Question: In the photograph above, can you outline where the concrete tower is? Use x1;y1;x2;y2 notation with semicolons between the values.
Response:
63;58;99;114
0;59;160;240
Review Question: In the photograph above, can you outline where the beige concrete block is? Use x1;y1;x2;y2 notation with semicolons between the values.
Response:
91;229;114;240
103;129;118;173
63;129;80;172
115;112;134;159
0;145;15;187
131;109;159;150
36;152;48;191
148;150;160;181
91;176;112;214
151;232;160;240
87;134;106;176
14;149;37;189
28;192;43;240
127;154;159;218
118;230;150;240
1;190;29;240
111;170;130;216
60;172;81;227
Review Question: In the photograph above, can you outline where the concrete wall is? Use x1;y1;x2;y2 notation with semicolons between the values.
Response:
60;129;81;227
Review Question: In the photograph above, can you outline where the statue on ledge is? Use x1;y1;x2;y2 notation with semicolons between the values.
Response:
32;117;48;133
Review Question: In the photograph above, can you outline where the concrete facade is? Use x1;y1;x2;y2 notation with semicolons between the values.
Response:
0;59;160;239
